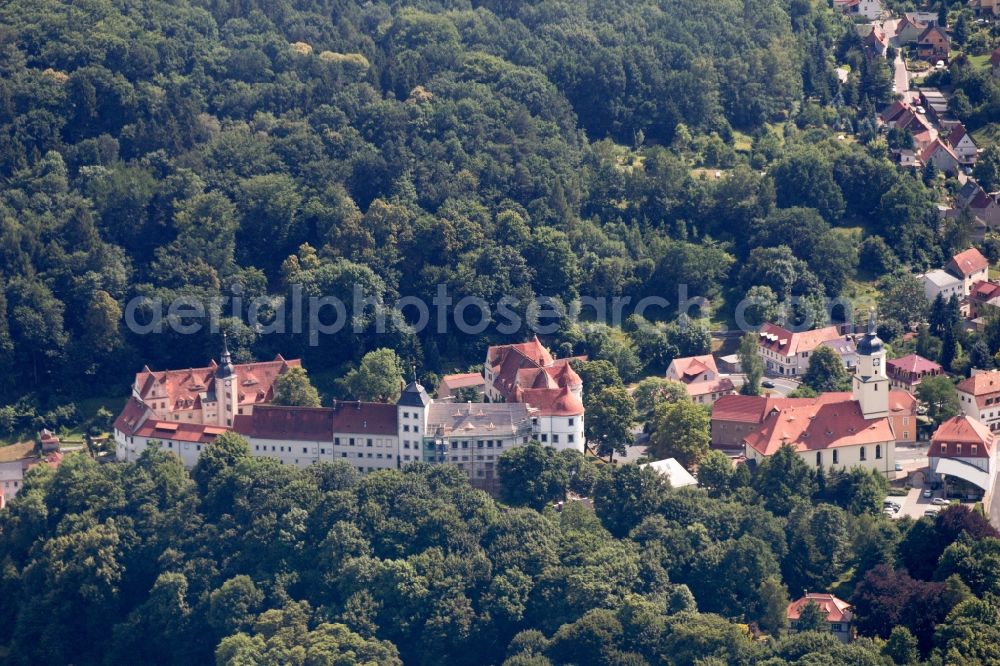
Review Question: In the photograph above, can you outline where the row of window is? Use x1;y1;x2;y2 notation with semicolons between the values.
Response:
814;444;883;466
334;437;390;448
939;443;978;456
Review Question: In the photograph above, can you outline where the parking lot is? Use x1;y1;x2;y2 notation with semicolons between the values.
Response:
885;484;949;520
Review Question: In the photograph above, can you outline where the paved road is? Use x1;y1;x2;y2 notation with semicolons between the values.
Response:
727;374;800;397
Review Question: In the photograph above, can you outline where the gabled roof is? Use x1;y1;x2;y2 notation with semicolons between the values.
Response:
957;370;1000;398
397;380;431;408
517;385;585;417
886;354;943;375
743;397;894;456
668;354;719;382
947;124;971;148
947;248;989;277
788;594;853;623
232;405;335;441
684;377;736;398
133;421;227;444
920;268;962;288
919;138;960;165
917;24;950;44
969;280;1000;302
439;373;486;390
930;415;994;458
114;397;152;436
756;323;843;357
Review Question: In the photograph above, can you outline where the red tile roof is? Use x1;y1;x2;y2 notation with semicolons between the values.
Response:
487;338;585;415
930;415;994;458
788;593;853;623
134;355;301;413
439;373;485;390
947;124;969;148
133;421;227;444
331;401;398;435
669;355;719;382
684;377;736;398
743;397;894;456
886;354;943;375
517;385;584;417
757;323;843;357
947;248;989;278
919;138;960;166
969;280;1000;302
114;397;152;436
232;405;334;441
957;370;1000;408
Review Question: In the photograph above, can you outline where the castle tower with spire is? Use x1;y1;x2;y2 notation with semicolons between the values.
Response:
215;333;240;426
853;311;889;419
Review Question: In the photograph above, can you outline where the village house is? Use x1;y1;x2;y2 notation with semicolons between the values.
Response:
743;316;898;476
788;594;854;643
835;0;883;20
893;14;927;45
967;280;1000;319
756;323;852;377
116;338;587;482
947;124;979;163
919;138;961;175
0;434;63;503
665;354;736;406
951;181;1000;235
435;372;486;401
956;369;1000;432
861;23;888;57
928;415;995;499
886;354;944;392
947;248;990;296
917;25;951;62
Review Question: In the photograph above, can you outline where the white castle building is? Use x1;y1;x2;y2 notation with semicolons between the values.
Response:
115;337;585;484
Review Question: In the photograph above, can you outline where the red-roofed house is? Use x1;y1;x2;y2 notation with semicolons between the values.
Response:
886;354;944;391
436;372;486;401
957;369;1000;431
947;248;990;295
947;124;978;163
919;138;960;175
0;436;64;504
929;415;995;496
967;280;1000;319
666;355;735;406
756;323;848;377
894;15;927;45
788;593;854;642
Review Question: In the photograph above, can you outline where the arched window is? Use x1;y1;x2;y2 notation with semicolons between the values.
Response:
875;444;882;460
860;446;866;461
833;450;839;464
816;451;822;466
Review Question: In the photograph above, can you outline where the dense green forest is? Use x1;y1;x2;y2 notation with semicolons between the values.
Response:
1;438;998;664
1;0;946;434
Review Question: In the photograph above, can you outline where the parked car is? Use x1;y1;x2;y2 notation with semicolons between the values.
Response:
761;380;775;389
922;489;933;498
924;508;941;517
932;497;949;506
895;462;903;471
884;507;896;516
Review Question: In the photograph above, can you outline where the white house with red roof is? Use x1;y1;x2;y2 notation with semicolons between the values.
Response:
756;323;851;377
968;280;1000;319
0;437;63;503
947;248;990;296
919;138;961;175
788;593;854;642
665;355;736;406
957;369;1000;432
835;0;883;19
947;124;979;163
436;372;486;401
743;316;897;475
929;415;996;495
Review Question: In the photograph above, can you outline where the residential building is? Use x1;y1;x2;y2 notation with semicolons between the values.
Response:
436;372;486;401
947;248;990;295
711;394;816;449
888;389;918;445
957;369;1000;431
917;25;951;62
894;15;927;44
743;315;897;475
640;458;698;487
967;280;1000;319
756;323;847;377
861;23;888;57
905;11;940;27
947;124;978;163
919;138;960;175
788;594;854;643
0;438;63;502
424;402;533;482
929;415;996;497
836;0;883;19
665;354;735;405
918;269;963;302
886;354;944;391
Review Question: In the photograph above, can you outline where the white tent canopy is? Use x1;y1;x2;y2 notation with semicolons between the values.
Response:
640;458;698;488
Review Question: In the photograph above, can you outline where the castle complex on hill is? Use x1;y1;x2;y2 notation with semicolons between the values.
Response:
114;337;585;483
